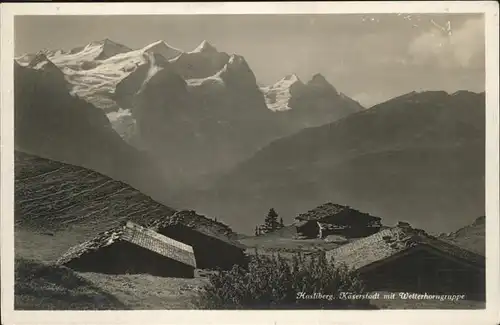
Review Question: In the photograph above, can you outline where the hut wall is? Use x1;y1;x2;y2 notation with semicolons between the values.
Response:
319;211;381;238
158;225;247;270
360;249;485;300
296;221;320;238
63;241;195;278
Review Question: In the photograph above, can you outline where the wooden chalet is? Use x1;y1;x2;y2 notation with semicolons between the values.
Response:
326;222;485;300
149;210;248;270
295;202;382;239
57;221;197;278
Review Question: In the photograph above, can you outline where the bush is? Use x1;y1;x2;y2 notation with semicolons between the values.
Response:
195;251;374;309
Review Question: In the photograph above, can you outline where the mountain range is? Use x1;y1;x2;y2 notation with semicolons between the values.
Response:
14;56;169;201
16;39;363;188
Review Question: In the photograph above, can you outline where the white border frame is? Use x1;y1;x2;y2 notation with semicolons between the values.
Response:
1;2;499;325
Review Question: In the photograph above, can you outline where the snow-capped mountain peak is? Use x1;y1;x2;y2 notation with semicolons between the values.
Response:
261;74;303;93
44;39;133;66
281;73;301;83
27;52;66;79
86;39;132;60
191;40;218;53
261;73;306;111
226;54;248;68
170;41;229;79
87;38;131;50
215;54;258;87
20;53;68;90
261;71;362;118
88;38;116;46
142;40;183;60
275;74;303;88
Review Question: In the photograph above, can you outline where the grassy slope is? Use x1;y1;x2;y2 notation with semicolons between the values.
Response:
78;270;211;309
15;258;128;310
15;150;175;261
239;225;342;258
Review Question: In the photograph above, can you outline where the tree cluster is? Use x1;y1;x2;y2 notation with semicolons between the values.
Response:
255;208;284;236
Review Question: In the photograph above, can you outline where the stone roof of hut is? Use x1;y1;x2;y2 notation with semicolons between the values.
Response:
57;221;197;268
149;210;246;250
326;223;485;273
295;202;381;223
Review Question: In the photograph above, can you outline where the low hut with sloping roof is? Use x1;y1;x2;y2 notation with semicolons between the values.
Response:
295;203;382;239
326;222;485;300
149;210;247;270
57;221;197;278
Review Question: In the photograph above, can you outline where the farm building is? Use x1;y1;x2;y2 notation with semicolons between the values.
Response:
57;221;197;278
295;203;382;239
326;222;485;300
148;210;247;270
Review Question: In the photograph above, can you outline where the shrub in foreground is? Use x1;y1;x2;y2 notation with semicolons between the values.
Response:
195;251;374;309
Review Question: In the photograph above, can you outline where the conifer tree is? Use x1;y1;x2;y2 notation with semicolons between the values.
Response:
263;208;280;233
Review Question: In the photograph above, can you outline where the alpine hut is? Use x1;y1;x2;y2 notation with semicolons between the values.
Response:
326;222;485;300
57;221;197;278
295;203;382;239
149;210;247;270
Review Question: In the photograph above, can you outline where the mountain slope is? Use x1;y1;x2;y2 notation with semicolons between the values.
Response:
132;52;280;187
441;216;485;255
169;40;230;79
14;59;170;202
16;39;367;188
179;91;485;234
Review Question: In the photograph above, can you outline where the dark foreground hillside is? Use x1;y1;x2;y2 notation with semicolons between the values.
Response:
13;151;223;310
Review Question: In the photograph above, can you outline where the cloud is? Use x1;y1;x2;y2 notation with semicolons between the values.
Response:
408;17;484;69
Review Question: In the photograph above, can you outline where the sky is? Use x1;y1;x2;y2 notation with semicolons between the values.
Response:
15;14;485;107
